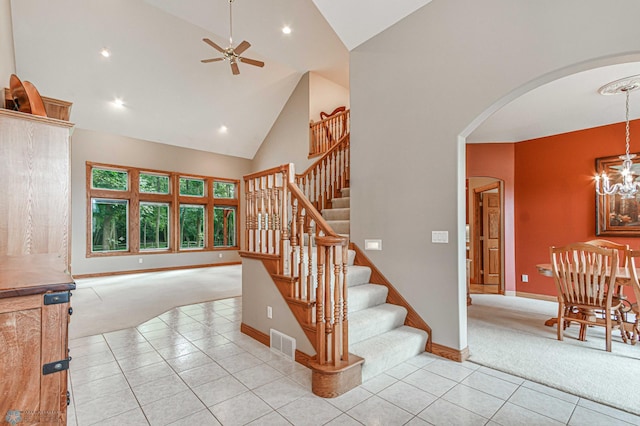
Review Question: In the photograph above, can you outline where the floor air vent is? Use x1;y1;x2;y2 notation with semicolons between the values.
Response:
270;329;296;360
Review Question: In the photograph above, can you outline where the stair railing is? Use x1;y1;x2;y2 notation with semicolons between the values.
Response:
296;134;350;213
244;163;350;367
309;108;350;158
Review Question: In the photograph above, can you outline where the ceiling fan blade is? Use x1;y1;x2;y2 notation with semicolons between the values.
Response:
231;61;240;75
203;38;225;53
201;58;224;63
234;40;251;55
239;57;265;68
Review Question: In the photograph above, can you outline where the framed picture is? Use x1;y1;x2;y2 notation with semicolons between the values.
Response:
596;154;640;236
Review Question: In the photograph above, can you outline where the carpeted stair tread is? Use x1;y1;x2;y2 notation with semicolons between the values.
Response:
349;303;407;345
351;326;428;381
331;197;350;209
326;220;350;235
341;188;350;197
348;284;388;313
322;208;350;221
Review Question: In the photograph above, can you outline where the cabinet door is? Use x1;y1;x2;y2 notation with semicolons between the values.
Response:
40;300;69;424
0;296;42;419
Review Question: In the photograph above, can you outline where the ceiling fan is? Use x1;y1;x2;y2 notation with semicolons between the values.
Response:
201;0;265;75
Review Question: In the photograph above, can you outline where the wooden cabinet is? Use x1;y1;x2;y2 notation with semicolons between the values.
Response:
0;109;74;424
0;256;75;425
0;109;73;271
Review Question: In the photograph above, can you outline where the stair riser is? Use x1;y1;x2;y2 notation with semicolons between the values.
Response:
322;208;350;221
326;220;350;235
331;197;350;209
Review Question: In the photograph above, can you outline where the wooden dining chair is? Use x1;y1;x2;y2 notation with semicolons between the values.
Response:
550;242;624;352
583;239;630;341
625;249;640;345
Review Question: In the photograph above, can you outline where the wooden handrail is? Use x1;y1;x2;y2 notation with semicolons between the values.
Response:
296;134;350;213
309;108;350;158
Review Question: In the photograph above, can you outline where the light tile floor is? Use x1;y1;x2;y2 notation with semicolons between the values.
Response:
67;297;640;425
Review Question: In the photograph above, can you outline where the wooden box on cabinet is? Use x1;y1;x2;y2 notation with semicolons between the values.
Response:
0;255;75;425
3;88;73;121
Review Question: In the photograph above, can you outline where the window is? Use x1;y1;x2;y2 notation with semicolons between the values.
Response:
180;205;205;249
180;177;205;197
86;162;239;257
214;181;236;198
213;181;239;248
214;206;236;247
140;202;169;250
92;168;128;191
140;173;169;194
91;199;128;252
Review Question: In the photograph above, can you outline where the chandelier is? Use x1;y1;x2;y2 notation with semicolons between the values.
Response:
595;76;640;199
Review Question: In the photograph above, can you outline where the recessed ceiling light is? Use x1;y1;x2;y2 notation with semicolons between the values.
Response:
219;125;228;134
112;98;124;108
100;48;111;58
282;26;292;35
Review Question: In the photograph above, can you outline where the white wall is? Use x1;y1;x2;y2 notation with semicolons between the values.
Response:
242;258;314;355
309;72;349;123
0;0;16;85
350;0;640;350
71;128;252;276
251;73;311;174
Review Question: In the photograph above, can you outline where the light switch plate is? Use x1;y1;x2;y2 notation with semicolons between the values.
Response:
432;231;449;243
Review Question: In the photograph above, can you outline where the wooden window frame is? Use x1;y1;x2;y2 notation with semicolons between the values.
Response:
86;162;240;257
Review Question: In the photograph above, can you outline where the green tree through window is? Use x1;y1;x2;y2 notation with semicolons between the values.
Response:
180;205;205;248
92;169;128;190
140;202;169;249
92;199;128;251
140;173;169;194
214;206;236;247
180;178;205;196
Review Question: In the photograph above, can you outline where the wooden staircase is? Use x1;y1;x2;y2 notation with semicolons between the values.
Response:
240;110;432;397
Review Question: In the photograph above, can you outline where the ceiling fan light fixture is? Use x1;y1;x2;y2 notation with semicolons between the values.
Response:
200;0;265;75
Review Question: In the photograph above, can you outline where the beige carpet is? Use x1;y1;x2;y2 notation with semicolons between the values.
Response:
468;294;640;416
69;265;242;339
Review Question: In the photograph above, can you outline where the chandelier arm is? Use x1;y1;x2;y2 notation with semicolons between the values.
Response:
626;89;631;157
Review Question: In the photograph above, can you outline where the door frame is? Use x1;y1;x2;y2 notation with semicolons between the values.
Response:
471;180;504;294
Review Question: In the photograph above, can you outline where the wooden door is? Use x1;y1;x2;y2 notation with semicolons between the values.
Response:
482;192;501;285
0;295;42;419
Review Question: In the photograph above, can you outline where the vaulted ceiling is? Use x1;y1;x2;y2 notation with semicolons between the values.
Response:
9;0;640;158
9;0;431;159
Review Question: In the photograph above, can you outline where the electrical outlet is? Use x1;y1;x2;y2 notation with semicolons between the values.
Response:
138;258;143;264
267;306;273;319
218;253;223;258
522;274;528;282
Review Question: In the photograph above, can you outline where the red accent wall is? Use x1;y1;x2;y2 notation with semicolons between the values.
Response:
466;143;516;292
469;120;640;299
